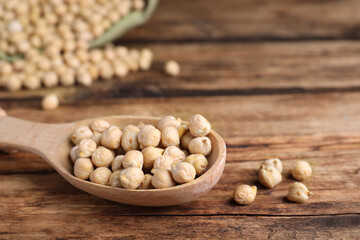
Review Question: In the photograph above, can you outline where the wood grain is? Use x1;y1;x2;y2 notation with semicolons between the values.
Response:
123;0;360;42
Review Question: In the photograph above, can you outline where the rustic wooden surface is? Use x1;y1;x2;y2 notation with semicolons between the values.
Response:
1;0;360;239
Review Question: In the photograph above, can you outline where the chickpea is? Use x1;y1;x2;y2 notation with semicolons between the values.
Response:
141;147;164;171
90;167;112;185
121;124;140;151
99;62;114;80
189;114;211;137
188;137;212;156
78;138;97;158
70;145;80;163
185;154;208;176
60;70;76;87
258;165;282;189
287;182;313;203
42;71;59;88
158;115;181;130
101;125;122;149
91;131;102;145
113;62;129;78
0;107;6;116
77;73;92;87
140;48;153;62
90;119;110;133
171;162;196;184
261;158;283;173
177;124;188;139
122;150;143;169
291;160;312;181
120;167;144;189
91;146;114;167
4;75;22;91
71;125;93;145
233;185;257;205
108;170;122;188
41;93;59;111
24;75;41;90
161;126;180;147
151;169;176;189
164;60;180;76
139;174;153;189
151;155;174;174
163;146;186;163
74;158;94;180
137;125;161;149
181;131;194;149
112;155;124;172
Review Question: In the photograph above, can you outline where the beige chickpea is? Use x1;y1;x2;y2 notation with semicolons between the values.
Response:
122;150;144;169
101;125;122;149
74;158;94;180
161;126;180;147
188;137;212;156
91;146;114;167
258;165;282;189
137;125;161;149
70;145;80;163
189;114;211;137
287;182;313;203
141;147;164;171
90;167;112;185
112;155;124;172
233;185;257;205
177;124;189;139
89;49;103;63
77;73;93;87
78;138;97;158
107;170;122;188
120;167;144;189
91;131;102;145
113;62;129;78
99;63;114;80
291;160;312;181
261;158;283;173
0;107;7;116
185;154;208;176
41;93;59;111
163;146;186;163
151;169;176;189
158;115;181;130
5;75;22;91
60;70;76;87
139;174;153;189
42;71;59;88
152;155;174;174
90;119;110;133
121;124;140;151
181;131;194;149
139;57;151;71
171;162;196;184
140;48;153;62
164;60;180;76
24;75;41;90
71;125;93;145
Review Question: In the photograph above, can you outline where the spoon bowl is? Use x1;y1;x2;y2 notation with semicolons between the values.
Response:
0;116;226;206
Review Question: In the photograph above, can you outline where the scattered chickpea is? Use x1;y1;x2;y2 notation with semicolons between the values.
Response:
91;146;114;167
287;182;313;203
233;185;257;205
185;154;208;176
261;158;283;173
137;125;161;149
120;167;144;189
163;146;186;162
41;93;59;111
74;158;94;180
122;150;144;169
189;114;211;137
101;125;122;149
121;124;140;151
164;60;180;76
188;137;212;156
78;138;97;158
161;126;180;147
258;165;282;189
181;131;194;149
291;160;312;181
90;167;112;185
90;119;110;133
141;146;164;171
139;174;153;189
112;155;124;172
152;155;175;174
171;162;196;184
151;169;176;189
107;170;122;188
71;125;93;145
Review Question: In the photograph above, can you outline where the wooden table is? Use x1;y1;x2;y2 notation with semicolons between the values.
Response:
1;0;360;238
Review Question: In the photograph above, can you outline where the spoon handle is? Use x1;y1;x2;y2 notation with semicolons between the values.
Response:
0;116;68;156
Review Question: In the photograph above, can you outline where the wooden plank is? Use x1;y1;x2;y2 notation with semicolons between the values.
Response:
1;93;360;216
123;0;360;42
2;41;360;101
0;214;359;239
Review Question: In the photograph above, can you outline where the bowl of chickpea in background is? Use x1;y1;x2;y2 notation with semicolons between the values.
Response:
68;114;226;206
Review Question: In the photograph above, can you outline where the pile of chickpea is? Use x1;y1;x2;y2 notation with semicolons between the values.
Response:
0;0;151;91
70;114;213;189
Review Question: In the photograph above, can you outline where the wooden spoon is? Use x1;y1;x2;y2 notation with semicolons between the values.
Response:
0;116;226;206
